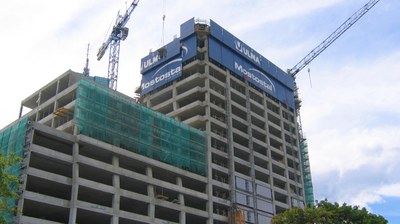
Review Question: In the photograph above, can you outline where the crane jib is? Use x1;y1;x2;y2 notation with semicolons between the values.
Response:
97;0;140;90
288;0;381;77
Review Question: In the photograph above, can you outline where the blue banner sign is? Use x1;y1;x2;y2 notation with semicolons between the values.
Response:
209;20;294;90
141;57;182;94
140;34;197;74
140;38;180;74
181;35;197;61
180;17;195;40
209;36;295;108
140;18;295;108
234;61;275;93
140;21;197;94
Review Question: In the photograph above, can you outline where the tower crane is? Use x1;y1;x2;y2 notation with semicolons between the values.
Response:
288;0;380;78
97;0;140;90
287;0;380;206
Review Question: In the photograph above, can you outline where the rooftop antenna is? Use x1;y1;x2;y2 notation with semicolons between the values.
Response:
83;43;90;76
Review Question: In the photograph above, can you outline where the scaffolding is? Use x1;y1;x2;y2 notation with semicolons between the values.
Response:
300;138;314;206
74;79;207;176
0;117;28;222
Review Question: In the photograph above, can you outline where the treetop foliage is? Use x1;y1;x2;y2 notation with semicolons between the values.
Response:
0;151;21;224
271;199;388;224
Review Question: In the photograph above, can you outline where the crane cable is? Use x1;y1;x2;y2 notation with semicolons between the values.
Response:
161;0;166;46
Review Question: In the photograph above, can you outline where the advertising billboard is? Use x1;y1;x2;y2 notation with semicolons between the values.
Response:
140;38;181;74
209;20;294;90
140;18;295;108
141;56;182;94
140;19;197;94
208;20;295;108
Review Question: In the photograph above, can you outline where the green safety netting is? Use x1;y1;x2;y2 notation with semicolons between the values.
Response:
74;79;207;176
300;139;315;206
0;117;28;222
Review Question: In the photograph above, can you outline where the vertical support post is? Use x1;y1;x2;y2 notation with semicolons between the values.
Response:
112;155;120;224
68;143;79;224
146;166;155;221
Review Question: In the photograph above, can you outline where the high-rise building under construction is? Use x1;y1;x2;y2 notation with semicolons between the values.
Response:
0;18;313;224
140;18;313;223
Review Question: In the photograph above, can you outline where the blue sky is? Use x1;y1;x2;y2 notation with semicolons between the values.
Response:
1;1;399;222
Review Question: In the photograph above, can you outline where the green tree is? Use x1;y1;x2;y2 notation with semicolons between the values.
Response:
0;151;21;224
272;199;387;224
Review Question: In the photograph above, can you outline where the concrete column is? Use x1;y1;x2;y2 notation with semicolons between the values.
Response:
146;97;152;108
204;71;210;105
175;177;186;224
243;75;259;223
176;176;184;206
146;166;153;178
51;80;60;128
73;123;79;136
224;71;236;203
203;44;212;224
176;176;182;186
51;99;58;128
173;100;179;113
148;187;155;220
52;80;60;128
35;91;41;122
172;83;179;119
179;210;186;224
112;155;120;224
204;66;214;224
146;166;155;220
279;107;292;200
68;143;79;224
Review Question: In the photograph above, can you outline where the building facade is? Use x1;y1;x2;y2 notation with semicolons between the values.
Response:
1;71;212;224
139;19;311;223
0;18;312;224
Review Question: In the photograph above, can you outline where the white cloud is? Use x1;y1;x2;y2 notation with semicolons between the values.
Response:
305;54;400;220
302;51;400;176
206;0;345;34
349;191;384;210
339;182;400;212
377;183;400;198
